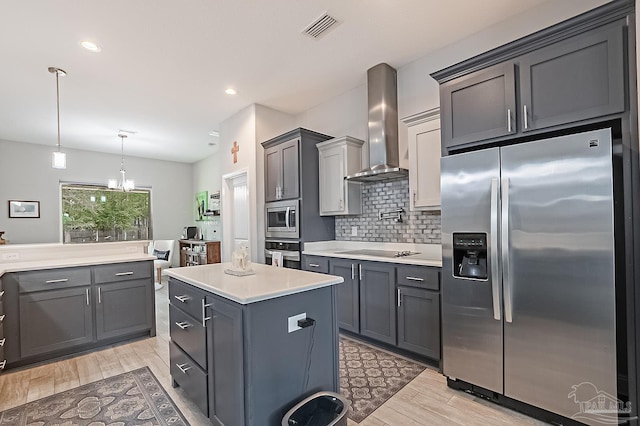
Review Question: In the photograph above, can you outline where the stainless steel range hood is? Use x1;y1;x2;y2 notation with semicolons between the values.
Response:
346;63;408;182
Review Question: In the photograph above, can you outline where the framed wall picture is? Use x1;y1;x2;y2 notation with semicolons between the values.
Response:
8;200;40;218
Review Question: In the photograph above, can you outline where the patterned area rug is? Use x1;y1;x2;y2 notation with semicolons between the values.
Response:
0;367;189;426
340;336;426;423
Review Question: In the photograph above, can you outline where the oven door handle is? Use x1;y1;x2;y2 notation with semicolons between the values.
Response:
264;249;300;262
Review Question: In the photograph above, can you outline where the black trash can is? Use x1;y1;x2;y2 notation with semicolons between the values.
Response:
281;391;349;426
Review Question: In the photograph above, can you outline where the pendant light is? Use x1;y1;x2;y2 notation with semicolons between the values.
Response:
108;133;135;191
48;67;67;169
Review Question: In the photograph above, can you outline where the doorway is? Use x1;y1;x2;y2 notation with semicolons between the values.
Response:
222;169;250;261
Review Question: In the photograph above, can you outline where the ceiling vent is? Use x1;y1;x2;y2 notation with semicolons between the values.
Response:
303;12;339;39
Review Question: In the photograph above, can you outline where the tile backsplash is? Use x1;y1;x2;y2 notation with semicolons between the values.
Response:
335;179;441;244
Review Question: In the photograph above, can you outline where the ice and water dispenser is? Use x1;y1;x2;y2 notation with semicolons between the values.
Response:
453;233;488;280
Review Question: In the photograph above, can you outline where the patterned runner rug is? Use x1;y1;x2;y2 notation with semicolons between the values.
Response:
0;367;189;426
340;335;427;423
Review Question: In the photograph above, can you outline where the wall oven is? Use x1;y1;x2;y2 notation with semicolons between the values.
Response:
265;200;299;239
264;240;301;269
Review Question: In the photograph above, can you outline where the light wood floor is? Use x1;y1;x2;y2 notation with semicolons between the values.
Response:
0;280;546;426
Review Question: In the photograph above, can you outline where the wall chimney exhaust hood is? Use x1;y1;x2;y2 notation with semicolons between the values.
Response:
346;63;408;182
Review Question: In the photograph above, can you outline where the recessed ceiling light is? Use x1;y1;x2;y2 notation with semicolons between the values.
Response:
208;130;220;137
225;88;237;95
208;142;216;147
80;41;101;52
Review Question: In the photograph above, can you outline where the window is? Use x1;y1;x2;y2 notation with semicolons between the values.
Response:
61;184;151;243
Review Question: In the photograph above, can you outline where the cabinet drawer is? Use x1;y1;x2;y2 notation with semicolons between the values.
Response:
396;265;439;290
170;341;208;416
94;261;152;284
169;279;205;322
170;304;206;369
303;256;329;274
19;268;91;293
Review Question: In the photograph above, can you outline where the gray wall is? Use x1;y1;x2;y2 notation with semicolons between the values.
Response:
335;179;441;244
0;139;193;244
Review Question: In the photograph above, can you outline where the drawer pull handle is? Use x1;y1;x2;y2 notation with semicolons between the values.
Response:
0;290;4;298
202;299;212;327
0;338;5;347
45;278;69;284
174;295;191;303
309;263;320;268
0;315;4;323
176;363;191;374
405;276;424;282
175;321;192;330
0;360;5;370
115;272;134;276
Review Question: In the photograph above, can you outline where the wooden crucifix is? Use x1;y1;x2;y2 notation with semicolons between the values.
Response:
231;141;239;163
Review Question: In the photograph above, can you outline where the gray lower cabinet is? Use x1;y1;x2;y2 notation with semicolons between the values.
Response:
208;296;244;426
95;279;153;341
359;262;396;346
19;287;93;358
397;286;440;359
329;259;359;333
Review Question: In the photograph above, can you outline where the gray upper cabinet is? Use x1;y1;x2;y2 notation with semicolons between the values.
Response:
329;259;359;333
440;62;516;149
397;286;440;359
519;23;624;133
95;279;153;341
434;17;627;151
264;138;299;202
20;286;93;357
359;262;396;345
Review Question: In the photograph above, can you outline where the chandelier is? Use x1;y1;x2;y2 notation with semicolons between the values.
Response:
108;133;135;191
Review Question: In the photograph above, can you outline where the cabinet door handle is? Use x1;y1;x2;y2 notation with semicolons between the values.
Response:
202;299;212;327
115;271;134;276
405;276;424;282
176;363;191;374
0;315;4;323
86;288;90;305
351;264;355;280
0;360;5;370
397;288;402;307
0;290;5;298
45;278;68;284
174;295;191;303
98;287;102;304
339;199;344;210
0;338;5;347
175;321;192;330
359;264;363;281
309;263;320;268
523;104;528;130
507;108;512;132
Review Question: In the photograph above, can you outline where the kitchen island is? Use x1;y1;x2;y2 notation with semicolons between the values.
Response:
166;263;343;426
0;241;156;371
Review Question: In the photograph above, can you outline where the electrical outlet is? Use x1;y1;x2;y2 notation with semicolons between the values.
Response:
1;252;19;261
351;226;358;236
288;313;306;333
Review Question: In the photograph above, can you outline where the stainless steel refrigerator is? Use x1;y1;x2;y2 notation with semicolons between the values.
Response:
441;128;617;424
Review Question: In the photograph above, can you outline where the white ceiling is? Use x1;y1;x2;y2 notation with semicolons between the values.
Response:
0;0;550;163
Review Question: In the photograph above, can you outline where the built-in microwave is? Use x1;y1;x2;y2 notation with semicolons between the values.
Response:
265;199;299;239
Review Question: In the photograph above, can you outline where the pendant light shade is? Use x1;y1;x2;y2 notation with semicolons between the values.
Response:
108;133;135;191
48;67;67;169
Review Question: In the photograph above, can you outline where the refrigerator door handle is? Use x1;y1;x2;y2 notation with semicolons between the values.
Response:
490;178;501;321
501;177;513;323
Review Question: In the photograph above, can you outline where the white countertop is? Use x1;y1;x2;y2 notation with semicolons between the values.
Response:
303;241;442;268
0;241;154;277
166;262;343;305
0;254;156;277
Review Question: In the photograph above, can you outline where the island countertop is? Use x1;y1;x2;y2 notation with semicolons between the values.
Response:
166;262;343;304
